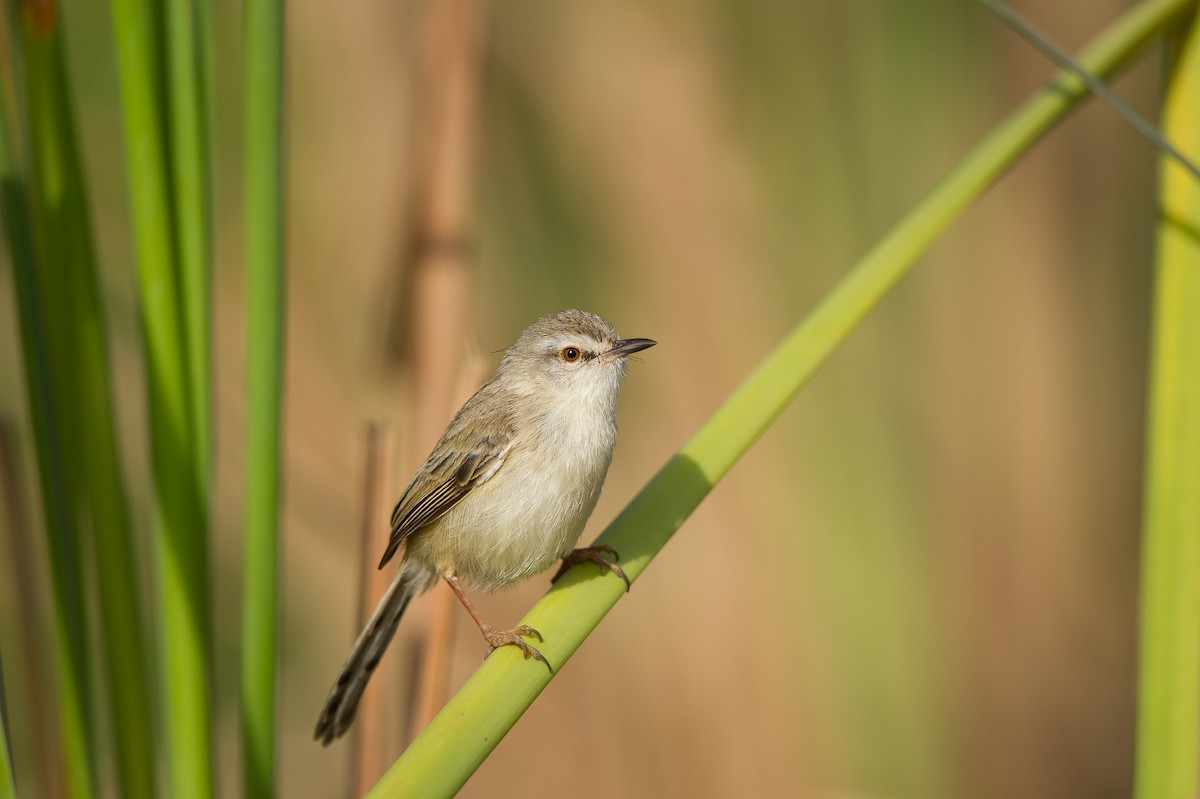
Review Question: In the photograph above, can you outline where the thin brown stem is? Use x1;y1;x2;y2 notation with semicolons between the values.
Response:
350;423;397;798
392;0;489;747
411;579;456;736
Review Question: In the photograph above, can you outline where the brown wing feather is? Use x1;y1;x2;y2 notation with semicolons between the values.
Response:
377;433;511;569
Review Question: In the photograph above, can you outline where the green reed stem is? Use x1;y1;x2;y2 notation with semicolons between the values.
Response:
109;0;213;792
240;0;286;795
165;0;212;498
17;5;156;797
1;7;94;795
1133;12;1200;799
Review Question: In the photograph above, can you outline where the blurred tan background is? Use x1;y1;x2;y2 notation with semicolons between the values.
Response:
0;0;1169;797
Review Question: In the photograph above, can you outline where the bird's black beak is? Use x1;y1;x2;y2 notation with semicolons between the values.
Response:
607;338;657;359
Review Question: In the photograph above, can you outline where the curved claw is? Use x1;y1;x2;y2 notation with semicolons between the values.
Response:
590;544;620;560
551;545;632;592
482;625;553;672
514;624;544;643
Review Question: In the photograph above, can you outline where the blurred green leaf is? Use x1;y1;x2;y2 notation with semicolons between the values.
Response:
165;0;213;515
17;7;155;797
109;0;214;791
240;0;286;795
1133;13;1200;799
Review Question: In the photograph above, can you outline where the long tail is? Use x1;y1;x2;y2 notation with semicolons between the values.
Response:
314;562;429;745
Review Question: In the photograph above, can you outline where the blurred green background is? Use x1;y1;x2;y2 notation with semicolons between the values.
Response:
0;0;1170;796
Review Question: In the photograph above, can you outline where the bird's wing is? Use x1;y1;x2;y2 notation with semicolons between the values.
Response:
376;432;512;569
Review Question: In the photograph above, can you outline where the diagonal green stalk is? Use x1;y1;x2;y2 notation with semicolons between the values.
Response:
240;0;286;795
16;4;156;797
109;0;213;793
368;0;1197;794
1133;13;1200;799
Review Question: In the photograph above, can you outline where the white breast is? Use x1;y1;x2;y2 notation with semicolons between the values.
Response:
410;398;618;592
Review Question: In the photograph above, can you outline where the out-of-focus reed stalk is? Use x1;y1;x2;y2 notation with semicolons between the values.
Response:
165;0;213;508
351;424;398;797
0;429;26;799
0;653;13;799
1133;13;1200;799
0;423;57;797
2;11;94;797
0;77;70;791
9;2;158;795
0;65;89;799
374;0;487;775
239;0;286;795
109;0;214;789
365;0;1197;794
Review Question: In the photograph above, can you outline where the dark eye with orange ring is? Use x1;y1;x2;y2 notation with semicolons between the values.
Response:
561;346;582;362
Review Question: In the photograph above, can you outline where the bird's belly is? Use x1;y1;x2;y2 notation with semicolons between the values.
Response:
408;445;609;592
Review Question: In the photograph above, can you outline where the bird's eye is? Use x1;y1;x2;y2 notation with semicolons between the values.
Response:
561;346;582;362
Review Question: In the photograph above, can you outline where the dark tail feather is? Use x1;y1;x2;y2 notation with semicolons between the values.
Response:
314;563;427;745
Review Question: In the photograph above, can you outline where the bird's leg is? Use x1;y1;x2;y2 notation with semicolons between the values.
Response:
442;572;552;672
551;545;631;592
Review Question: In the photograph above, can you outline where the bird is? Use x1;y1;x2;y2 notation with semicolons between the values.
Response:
314;309;655;745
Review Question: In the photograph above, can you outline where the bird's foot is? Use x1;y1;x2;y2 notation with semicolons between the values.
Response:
551;545;631;592
481;624;552;672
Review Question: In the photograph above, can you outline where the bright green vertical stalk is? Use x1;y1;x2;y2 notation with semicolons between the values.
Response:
17;3;156;797
1133;13;1200;799
110;0;213;793
241;0;286;796
0;9;94;797
165;0;212;495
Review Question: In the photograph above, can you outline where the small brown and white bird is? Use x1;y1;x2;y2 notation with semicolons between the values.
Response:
314;309;655;745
